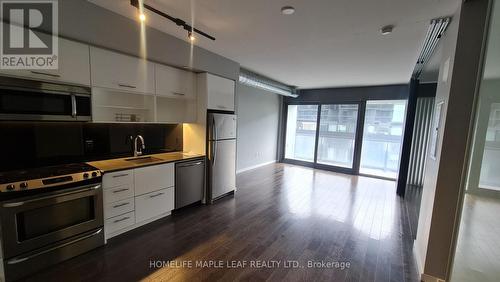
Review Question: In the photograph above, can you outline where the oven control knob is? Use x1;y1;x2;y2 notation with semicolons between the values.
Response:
20;182;28;189
6;184;15;191
91;171;98;177
83;173;89;179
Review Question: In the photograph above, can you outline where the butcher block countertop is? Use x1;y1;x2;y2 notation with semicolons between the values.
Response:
87;152;205;173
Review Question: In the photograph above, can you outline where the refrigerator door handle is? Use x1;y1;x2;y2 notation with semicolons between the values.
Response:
212;116;217;141
213;141;217;167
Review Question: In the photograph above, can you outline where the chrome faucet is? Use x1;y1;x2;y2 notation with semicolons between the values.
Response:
133;135;145;157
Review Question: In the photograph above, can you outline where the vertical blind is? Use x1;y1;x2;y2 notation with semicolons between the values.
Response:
407;97;435;186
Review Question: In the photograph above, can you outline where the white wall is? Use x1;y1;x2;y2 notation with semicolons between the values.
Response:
236;83;281;173
414;0;491;280
414;10;459;275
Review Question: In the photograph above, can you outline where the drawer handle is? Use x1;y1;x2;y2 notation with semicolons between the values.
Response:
118;83;137;89
30;70;61;78
216;105;227;109
112;202;130;208
172;92;185;96
112;173;129;178
179;161;203;168
113;216;130;223
112;188;129;193
149;192;164;198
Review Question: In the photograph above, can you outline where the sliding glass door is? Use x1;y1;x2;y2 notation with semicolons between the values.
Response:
284;105;319;162
359;100;407;179
284;103;361;172
283;100;407;178
317;104;359;168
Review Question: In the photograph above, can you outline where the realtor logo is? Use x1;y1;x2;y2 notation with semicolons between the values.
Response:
0;0;58;69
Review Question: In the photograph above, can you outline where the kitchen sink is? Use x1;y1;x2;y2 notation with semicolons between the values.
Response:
124;156;162;164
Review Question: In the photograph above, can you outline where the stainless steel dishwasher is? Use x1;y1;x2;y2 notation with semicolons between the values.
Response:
175;159;205;209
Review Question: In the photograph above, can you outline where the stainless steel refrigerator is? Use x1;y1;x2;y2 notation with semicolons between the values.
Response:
207;112;237;203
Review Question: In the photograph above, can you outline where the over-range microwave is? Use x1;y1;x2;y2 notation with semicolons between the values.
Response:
0;76;91;121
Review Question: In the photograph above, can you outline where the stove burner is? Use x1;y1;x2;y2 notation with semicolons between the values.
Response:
0;163;97;184
0;163;101;194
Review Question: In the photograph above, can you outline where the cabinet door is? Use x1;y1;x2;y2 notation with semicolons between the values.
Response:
206;74;235;111
134;163;174;196
135;187;174;223
0;37;90;86
90;47;155;94
155;64;196;99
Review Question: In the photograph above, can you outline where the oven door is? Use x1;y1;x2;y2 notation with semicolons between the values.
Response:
0;184;103;258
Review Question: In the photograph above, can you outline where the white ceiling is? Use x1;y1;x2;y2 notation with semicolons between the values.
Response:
89;0;460;88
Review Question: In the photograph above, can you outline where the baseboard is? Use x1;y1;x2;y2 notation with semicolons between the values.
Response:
421;273;446;282
236;160;276;174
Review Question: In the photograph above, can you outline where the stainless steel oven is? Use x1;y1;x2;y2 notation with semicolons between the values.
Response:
0;181;103;281
0;76;91;121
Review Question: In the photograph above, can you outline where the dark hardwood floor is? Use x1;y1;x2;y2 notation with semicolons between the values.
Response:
21;163;419;282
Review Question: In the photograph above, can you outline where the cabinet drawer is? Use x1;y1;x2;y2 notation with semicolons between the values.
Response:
103;170;134;189
104;184;134;203
105;211;135;236
104;197;135;219
134;163;174;196
135;187;174;223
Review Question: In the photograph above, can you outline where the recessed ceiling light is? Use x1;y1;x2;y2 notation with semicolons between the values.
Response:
381;25;394;35
139;13;146;22
281;6;295;15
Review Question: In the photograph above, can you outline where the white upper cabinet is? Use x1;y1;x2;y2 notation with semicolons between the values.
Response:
0;37;91;86
205;73;235;111
90;47;155;94
155;64;196;99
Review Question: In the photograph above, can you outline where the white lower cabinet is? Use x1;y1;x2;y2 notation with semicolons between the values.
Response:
102;164;176;240
134;163;174;196
103;184;134;204
104;197;135;219
135;187;174;223
105;212;135;236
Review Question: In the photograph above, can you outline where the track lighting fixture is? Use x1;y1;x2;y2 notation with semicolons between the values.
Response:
188;31;195;41
130;0;216;41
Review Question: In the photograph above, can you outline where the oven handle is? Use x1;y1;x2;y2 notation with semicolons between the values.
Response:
6;228;103;265
2;184;101;208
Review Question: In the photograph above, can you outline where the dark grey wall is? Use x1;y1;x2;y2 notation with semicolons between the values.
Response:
58;0;239;80
236;84;281;172
417;82;438;97
290;84;409;103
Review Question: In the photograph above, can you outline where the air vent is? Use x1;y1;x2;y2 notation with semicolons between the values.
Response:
239;69;298;97
412;17;451;79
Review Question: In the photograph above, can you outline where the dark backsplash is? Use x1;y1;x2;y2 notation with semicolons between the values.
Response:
0;122;183;172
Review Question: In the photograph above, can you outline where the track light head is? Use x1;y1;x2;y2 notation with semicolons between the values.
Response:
188;31;195;41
